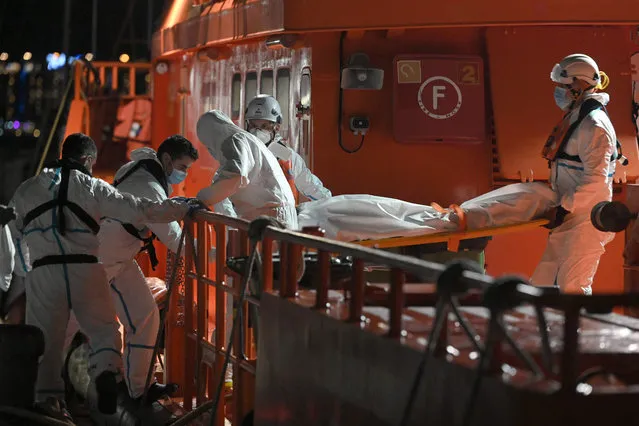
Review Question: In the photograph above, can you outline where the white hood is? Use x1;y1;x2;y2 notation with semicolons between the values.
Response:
130;147;161;164
114;147;162;183
584;91;610;106
197;110;245;160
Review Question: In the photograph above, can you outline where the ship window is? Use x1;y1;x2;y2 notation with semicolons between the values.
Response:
300;67;311;108
245;71;258;108
276;68;290;130
231;73;241;120
260;70;274;96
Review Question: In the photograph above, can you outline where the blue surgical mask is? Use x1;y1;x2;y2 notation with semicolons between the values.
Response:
168;169;187;184
553;87;573;111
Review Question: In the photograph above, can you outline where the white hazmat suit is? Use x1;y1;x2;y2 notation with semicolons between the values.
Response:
64;148;184;399
196;110;298;229
245;94;331;203
531;92;617;294
266;134;331;201
0;221;14;293
10;161;189;403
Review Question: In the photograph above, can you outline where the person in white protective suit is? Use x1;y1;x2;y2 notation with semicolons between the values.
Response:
62;135;201;404
531;54;624;295
7;133;195;421
1;205;28;325
0;205;16;314
195;109;298;229
245;94;331;204
196;110;300;389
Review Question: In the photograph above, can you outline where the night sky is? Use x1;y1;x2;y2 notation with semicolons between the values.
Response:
0;0;169;62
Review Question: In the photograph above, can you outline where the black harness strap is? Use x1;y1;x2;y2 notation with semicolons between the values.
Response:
555;98;627;165
114;159;169;197
32;254;98;269
113;158;169;271
22;159;99;236
122;223;160;269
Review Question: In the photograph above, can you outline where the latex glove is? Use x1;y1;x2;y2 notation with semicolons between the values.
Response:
542;206;570;230
171;196;191;203
187;200;211;219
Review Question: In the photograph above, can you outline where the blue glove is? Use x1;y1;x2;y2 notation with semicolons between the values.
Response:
543;206;570;230
171;196;191;203
187;199;210;217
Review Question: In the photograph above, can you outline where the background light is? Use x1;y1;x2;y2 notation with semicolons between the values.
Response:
23;52;32;61
0;52;7;61
46;52;67;70
85;53;94;61
119;53;130;63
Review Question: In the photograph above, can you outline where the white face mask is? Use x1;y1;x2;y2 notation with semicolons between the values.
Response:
553;86;574;111
249;128;273;144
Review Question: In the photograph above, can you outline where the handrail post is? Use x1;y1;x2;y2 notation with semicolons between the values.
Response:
111;66;119;91
183;220;196;410
279;243;289;297
286;243;300;298
315;250;330;309
349;259;365;323
129;66;136;97
195;220;208;405
262;238;274;293
388;268;405;338
212;223;227;425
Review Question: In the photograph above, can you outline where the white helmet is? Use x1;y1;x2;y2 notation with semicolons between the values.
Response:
245;94;282;125
550;54;601;87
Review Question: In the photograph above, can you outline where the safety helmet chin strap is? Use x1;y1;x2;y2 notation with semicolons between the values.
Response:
566;83;597;111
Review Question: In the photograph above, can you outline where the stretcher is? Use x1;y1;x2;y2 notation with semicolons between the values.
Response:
351;206;548;276
353;218;549;250
297;183;556;268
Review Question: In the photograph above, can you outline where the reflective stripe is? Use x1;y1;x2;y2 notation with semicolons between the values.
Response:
557;162;584;171
16;237;27;273
110;282;136;334
48;168;61;190
556;162;615;177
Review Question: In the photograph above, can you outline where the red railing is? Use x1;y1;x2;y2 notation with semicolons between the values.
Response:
168;210;495;425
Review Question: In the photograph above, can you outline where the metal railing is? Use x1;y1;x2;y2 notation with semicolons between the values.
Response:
172;210;498;425
72;60;152;101
171;210;639;425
